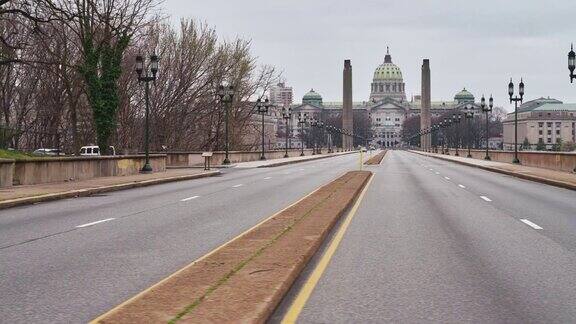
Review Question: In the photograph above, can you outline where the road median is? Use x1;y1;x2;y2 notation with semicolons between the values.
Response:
92;170;372;324
364;150;387;165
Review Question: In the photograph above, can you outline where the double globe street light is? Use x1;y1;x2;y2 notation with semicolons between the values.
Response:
508;78;525;164
480;95;494;160
256;98;271;160
463;103;475;158
297;113;308;156
217;83;235;165
568;44;575;83
135;53;159;173
282;107;292;158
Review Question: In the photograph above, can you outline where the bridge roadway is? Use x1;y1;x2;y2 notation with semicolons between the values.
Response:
0;153;362;323
273;150;576;323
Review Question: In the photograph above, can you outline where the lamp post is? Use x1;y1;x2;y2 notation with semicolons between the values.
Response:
256;98;271;160
135;53;159;173
298;112;308;156
481;95;494;160
569;44;575;83
282;107;292;158
464;103;475;158
568;45;576;172
453;113;462;156
508;78;524;164
217;83;235;165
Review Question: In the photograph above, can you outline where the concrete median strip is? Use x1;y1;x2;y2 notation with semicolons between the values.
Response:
364;150;387;165
92;170;372;324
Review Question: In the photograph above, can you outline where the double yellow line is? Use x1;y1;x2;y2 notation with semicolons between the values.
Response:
281;174;374;323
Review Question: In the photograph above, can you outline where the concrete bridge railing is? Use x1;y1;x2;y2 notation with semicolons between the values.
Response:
441;148;576;173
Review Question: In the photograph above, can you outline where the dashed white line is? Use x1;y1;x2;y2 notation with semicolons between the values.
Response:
458;184;466;188
76;218;115;228
520;219;543;230
181;195;200;202
263;177;272;180
435;172;440;175
480;196;492;202
444;177;450;180
232;184;244;188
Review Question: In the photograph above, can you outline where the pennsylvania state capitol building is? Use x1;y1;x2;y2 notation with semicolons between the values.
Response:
290;48;479;148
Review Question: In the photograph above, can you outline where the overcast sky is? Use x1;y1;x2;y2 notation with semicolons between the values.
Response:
163;0;576;112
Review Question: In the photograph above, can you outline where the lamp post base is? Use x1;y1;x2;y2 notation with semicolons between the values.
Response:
140;163;153;173
467;154;472;158
484;155;491;160
223;158;230;165
260;155;266;160
300;152;305;156
284;153;289;158
513;158;520;164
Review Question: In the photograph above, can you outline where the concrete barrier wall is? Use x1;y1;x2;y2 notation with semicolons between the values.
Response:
12;155;166;186
166;149;324;167
0;159;15;188
443;148;576;173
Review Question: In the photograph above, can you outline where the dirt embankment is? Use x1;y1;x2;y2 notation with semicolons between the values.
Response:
93;170;372;324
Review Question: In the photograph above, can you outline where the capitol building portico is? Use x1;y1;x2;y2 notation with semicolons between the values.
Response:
289;48;480;148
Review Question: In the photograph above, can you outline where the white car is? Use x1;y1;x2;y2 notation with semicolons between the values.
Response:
33;148;64;156
79;145;115;156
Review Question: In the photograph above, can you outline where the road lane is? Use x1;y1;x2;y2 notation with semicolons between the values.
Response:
277;150;576;323
0;153;361;323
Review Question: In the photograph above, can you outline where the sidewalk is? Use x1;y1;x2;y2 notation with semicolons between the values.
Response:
0;168;219;209
234;151;358;168
412;150;576;191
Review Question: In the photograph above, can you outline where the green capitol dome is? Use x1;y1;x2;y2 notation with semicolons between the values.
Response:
369;47;406;102
454;88;475;103
302;88;323;106
373;52;403;81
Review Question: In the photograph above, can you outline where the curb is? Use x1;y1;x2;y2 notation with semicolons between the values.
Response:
258;151;358;168
0;171;221;210
411;151;576;191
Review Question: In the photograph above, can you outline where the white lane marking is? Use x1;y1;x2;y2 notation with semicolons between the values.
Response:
520;219;543;230
299;168;305;171
480;196;492;202
458;184;466;188
263;177;272;180
232;184;243;188
444;177;450;180
181;195;200;202
76;218;115;228
435;172;440;175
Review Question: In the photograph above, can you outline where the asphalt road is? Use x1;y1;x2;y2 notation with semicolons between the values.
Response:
0;153;363;323
275;150;576;323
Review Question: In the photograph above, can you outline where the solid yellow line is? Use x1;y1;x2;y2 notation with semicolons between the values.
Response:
90;173;346;323
281;174;374;324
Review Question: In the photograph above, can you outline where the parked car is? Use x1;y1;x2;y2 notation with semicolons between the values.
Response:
33;148;64;156
79;145;116;156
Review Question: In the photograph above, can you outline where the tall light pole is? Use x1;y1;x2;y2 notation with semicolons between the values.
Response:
135;53;159;173
256;98;270;160
453;113;462;156
481;95;494;160
568;44;575;82
217;83;235;165
464;103;475;158
282;107;292;158
508;78;524;164
568;45;576;172
298;112;308;156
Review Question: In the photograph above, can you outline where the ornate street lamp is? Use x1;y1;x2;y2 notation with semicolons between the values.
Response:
569;44;576;83
282;107;292;158
217;83;235;165
481;95;494;160
135;53;159;173
256;98;271;160
508;78;524;164
463;103;475;158
452;113;462;156
298;112;308;156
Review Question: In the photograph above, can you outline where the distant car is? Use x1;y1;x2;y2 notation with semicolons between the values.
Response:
80;145;115;156
33;148;64;156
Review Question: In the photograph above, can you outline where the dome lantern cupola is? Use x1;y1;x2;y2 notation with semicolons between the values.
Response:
454;88;475;104
302;88;323;106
